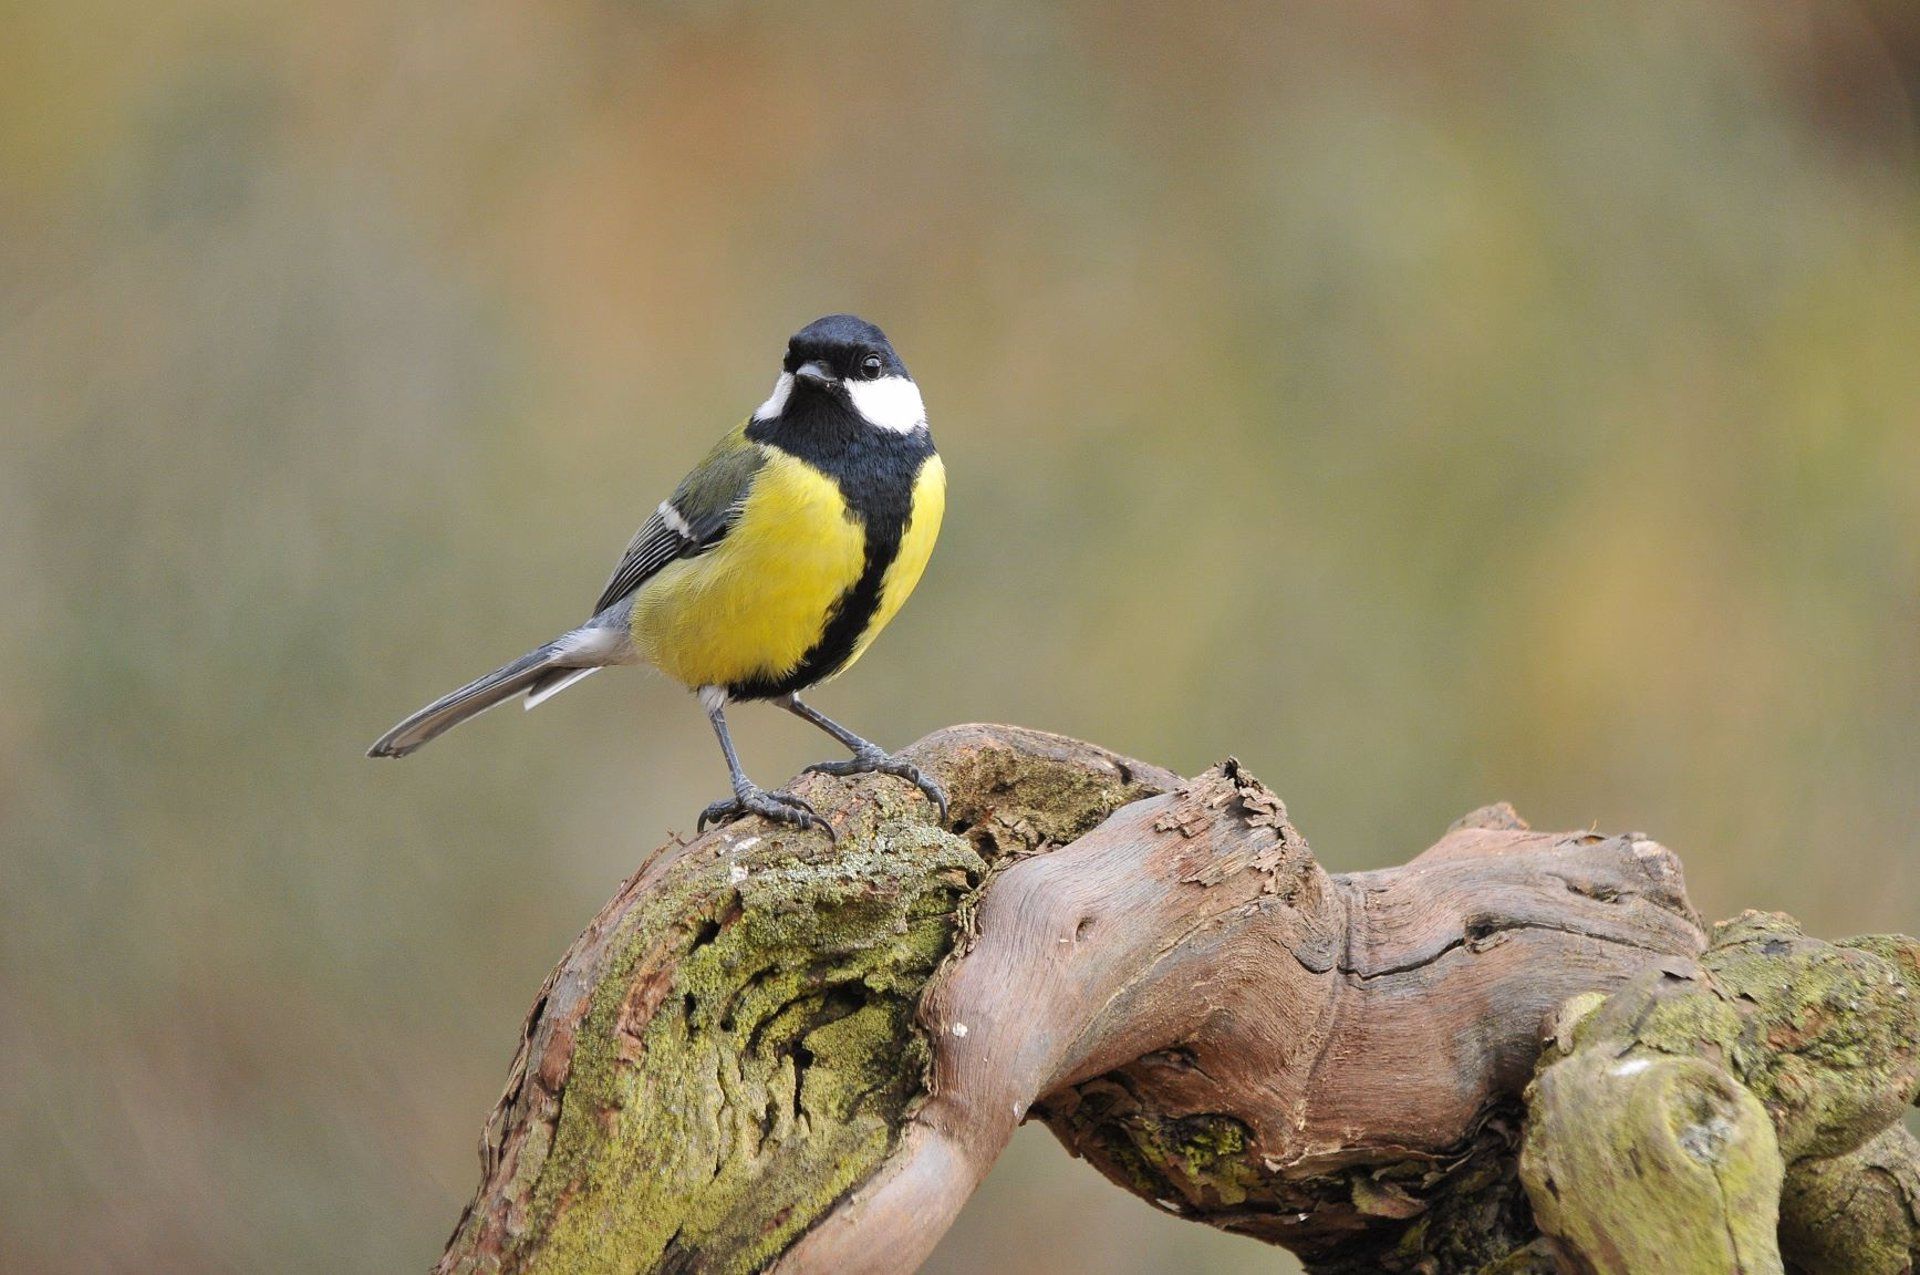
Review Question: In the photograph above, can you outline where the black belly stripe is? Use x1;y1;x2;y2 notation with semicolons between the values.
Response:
730;399;935;700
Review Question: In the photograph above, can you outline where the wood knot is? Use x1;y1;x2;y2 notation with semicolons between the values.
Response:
1448;802;1531;834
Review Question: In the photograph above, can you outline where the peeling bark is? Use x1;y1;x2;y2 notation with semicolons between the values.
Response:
436;725;1920;1275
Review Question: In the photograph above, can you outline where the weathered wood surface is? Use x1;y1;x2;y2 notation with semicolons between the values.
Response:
436;724;1919;1275
1523;914;1920;1274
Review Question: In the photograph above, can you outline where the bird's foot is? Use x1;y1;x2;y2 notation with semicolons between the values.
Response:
698;785;834;841
805;749;949;821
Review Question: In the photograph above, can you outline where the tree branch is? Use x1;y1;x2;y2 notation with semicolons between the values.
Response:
435;725;1919;1275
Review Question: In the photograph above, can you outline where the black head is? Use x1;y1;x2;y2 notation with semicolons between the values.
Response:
782;314;910;385
754;314;926;434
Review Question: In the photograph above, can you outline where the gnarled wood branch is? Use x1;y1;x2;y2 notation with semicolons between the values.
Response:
435;725;1919;1275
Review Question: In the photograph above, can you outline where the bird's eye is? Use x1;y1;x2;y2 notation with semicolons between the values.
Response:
859;354;884;380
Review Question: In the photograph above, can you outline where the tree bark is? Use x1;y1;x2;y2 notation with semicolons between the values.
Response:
435;725;1920;1275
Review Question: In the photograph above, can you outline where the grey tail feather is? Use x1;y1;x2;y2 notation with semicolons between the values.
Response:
368;642;567;758
524;665;599;708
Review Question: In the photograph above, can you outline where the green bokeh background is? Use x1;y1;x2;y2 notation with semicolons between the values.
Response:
3;2;1917;1271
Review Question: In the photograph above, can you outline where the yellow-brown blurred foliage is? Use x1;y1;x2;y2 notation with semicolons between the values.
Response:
3;2;1917;1271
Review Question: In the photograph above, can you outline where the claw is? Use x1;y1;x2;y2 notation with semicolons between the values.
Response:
805;750;949;822
697;785;835;841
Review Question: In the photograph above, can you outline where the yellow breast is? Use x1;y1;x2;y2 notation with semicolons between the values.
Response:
630;450;867;690
837;453;945;676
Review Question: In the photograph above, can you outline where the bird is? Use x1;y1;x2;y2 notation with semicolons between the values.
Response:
368;313;947;839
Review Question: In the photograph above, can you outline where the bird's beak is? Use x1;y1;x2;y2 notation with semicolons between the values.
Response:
793;361;838;388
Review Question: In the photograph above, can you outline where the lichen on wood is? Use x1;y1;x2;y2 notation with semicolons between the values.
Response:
1519;913;1920;1274
437;725;1920;1275
438;726;1171;1275
1779;1123;1920;1274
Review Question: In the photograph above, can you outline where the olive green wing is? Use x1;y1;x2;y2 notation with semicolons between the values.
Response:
591;421;767;615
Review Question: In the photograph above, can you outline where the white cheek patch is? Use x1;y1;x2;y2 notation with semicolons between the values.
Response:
753;371;794;421
845;375;927;433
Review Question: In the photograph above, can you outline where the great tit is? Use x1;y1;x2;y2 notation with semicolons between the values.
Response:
369;314;946;838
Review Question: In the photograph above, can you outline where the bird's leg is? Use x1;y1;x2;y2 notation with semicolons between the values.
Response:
780;694;949;821
695;690;832;839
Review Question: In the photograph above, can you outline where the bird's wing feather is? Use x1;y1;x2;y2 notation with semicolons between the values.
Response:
592;422;766;614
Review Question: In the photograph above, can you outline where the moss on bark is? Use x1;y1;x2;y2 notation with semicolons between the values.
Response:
518;810;980;1275
441;727;1173;1275
442;729;1920;1275
1520;912;1920;1275
1779;1123;1920;1274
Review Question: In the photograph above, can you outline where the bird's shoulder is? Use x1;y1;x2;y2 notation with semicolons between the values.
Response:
590;420;771;615
667;418;772;523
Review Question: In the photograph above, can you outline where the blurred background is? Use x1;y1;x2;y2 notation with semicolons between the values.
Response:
3;0;1917;1270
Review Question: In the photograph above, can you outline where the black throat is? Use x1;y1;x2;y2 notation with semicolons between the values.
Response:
733;392;936;700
